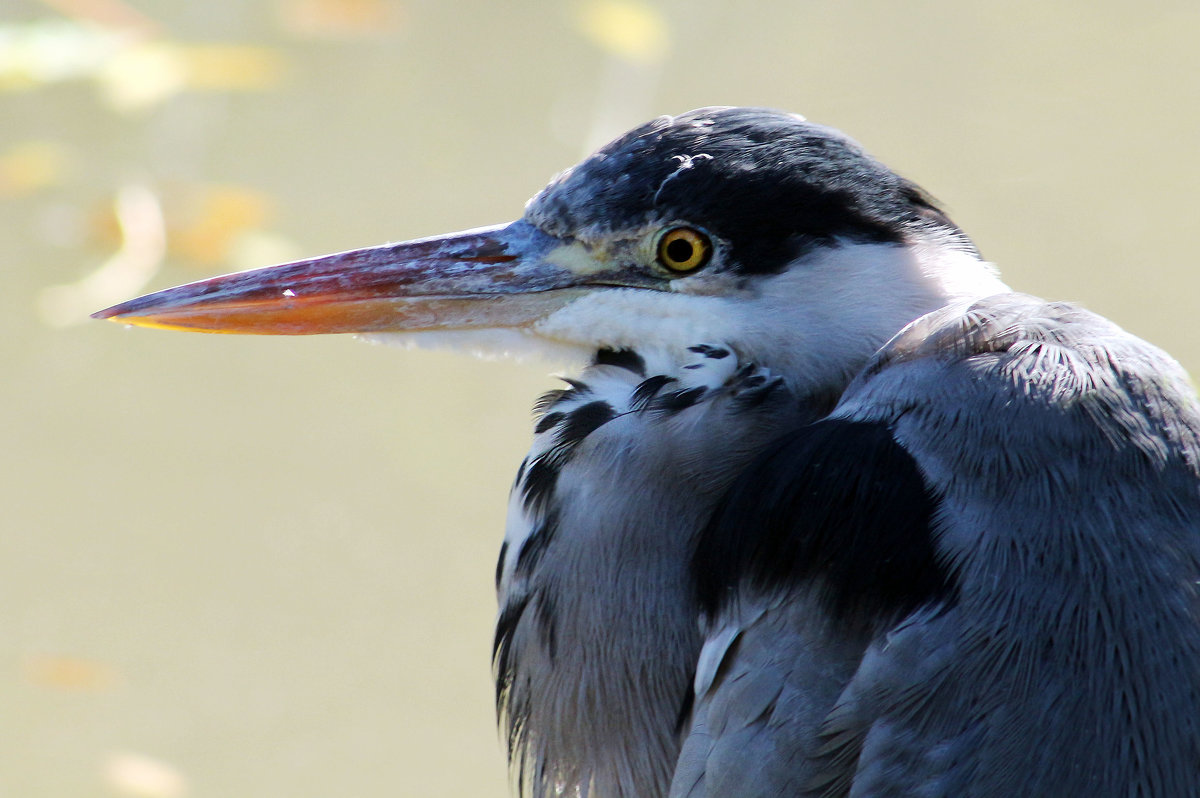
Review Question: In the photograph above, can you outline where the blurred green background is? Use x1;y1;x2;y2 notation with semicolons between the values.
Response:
3;1;1198;796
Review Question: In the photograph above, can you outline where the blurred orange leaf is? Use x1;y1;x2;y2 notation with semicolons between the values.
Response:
0;140;73;196
179;44;287;91
24;654;117;691
169;185;275;265
278;0;404;38
36;0;160;37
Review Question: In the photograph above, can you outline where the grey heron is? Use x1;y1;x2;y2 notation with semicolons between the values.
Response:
95;107;1200;797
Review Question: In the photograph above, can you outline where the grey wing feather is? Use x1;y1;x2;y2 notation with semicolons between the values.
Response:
675;293;1200;796
670;594;868;798
828;294;1200;795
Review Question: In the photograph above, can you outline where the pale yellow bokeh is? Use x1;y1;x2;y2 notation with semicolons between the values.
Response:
575;0;669;65
103;752;188;798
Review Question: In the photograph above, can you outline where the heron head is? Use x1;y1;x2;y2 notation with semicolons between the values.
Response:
94;108;1005;389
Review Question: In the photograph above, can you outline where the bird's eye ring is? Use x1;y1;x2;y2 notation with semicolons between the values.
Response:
656;227;712;274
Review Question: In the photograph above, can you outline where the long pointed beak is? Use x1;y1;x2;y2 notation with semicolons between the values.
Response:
91;221;597;335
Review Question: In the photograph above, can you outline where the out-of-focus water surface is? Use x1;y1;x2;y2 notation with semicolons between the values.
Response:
3;1;1198;795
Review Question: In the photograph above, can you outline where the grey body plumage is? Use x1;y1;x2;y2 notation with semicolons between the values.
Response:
96;108;1200;797
499;291;1200;797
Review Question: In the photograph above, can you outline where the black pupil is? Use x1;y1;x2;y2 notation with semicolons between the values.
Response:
666;237;695;265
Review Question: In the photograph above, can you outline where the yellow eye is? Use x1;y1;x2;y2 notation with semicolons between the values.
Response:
656;227;712;273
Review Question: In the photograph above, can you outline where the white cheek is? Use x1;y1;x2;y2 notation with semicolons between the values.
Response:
913;241;1009;301
532;288;740;352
